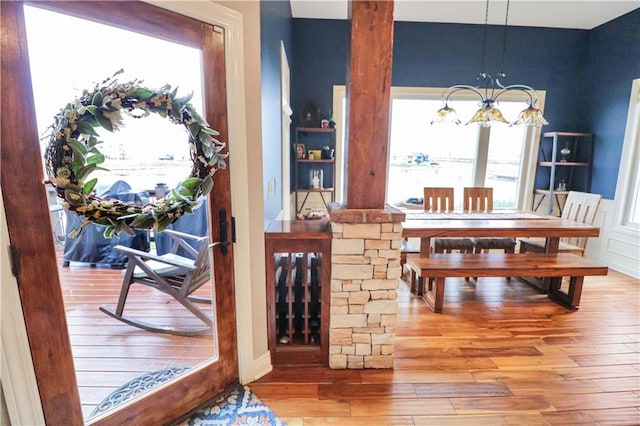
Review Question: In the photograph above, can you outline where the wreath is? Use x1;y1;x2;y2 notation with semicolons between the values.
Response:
45;70;227;238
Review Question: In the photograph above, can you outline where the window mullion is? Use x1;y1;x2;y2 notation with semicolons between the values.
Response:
473;126;490;187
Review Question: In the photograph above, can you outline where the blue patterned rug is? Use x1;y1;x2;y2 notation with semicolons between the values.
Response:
174;384;285;426
90;368;284;425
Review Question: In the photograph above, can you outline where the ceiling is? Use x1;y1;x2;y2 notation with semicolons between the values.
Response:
290;1;640;30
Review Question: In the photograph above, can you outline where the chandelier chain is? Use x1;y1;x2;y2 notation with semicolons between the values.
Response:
500;0;510;75
480;0;490;73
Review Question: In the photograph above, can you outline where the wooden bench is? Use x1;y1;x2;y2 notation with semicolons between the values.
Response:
405;253;608;313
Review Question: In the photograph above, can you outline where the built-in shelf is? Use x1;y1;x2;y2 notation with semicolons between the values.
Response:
296;188;335;192
294;127;336;219
296;159;335;164
538;161;589;167
295;127;335;133
535;189;570;196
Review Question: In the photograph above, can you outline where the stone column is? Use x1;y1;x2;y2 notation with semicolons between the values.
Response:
328;205;405;369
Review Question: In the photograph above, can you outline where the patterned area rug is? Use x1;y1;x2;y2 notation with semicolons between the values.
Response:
174;384;285;426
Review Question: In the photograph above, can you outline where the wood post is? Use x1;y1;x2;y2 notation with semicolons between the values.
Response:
345;0;394;209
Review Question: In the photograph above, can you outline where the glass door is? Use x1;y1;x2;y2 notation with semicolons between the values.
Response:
4;1;238;423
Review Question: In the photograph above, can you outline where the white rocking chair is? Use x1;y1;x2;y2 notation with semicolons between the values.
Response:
100;229;213;336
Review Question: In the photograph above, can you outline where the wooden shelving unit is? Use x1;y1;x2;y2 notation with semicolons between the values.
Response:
293;127;336;218
532;132;593;216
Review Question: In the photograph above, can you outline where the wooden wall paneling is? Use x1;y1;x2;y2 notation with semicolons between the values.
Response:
345;0;394;209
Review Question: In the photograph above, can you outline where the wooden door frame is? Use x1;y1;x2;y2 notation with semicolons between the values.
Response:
1;1;252;423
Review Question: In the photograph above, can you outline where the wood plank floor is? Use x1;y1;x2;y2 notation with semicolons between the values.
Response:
57;250;215;419
251;271;640;425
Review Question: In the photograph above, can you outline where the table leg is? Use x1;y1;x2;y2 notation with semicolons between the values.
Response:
548;276;583;310
419;237;431;256
409;266;423;295
518;237;560;293
417;237;434;296
542;237;561;292
423;277;444;313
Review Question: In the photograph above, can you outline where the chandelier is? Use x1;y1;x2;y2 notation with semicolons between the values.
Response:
431;0;548;128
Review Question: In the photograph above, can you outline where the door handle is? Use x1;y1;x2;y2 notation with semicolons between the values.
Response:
214;208;231;254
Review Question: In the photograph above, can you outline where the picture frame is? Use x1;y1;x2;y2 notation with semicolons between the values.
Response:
308;149;322;160
295;143;306;159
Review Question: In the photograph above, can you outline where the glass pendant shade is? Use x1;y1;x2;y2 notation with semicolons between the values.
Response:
511;105;549;127
431;104;461;125
466;105;508;127
431;0;549;128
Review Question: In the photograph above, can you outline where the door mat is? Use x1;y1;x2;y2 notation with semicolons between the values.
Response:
174;384;286;426
88;366;191;419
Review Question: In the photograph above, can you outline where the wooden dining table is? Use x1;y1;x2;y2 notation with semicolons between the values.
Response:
402;210;600;255
400;210;602;292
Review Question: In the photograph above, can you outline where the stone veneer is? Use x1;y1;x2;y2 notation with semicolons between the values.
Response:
328;204;406;369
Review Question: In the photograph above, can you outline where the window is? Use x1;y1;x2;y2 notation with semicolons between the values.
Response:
332;86;546;209
614;78;640;228
24;5;204;194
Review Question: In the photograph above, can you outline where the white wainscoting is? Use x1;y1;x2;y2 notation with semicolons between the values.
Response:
585;199;640;279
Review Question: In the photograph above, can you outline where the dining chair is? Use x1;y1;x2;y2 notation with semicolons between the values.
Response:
519;191;602;256
400;187;472;275
424;187;455;212
428;187;475;254
463;186;493;212
465;187;517;255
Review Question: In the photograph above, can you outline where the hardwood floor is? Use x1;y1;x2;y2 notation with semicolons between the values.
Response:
251;271;640;425
57;250;215;419
57;245;639;423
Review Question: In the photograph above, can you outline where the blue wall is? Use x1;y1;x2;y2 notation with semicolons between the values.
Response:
290;9;640;200
583;9;640;199
292;19;589;136
260;0;293;223
291;19;350;126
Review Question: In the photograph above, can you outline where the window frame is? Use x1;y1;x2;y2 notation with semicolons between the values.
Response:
332;85;546;209
613;78;640;232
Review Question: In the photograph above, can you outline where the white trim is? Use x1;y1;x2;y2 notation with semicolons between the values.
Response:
332;85;347;202
1;192;46;425
240;352;273;385
280;41;292;220
585;199;640;278
145;0;259;383
588;78;640;279
518;125;541;211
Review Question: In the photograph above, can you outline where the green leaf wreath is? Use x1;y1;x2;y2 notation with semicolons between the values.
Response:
44;70;227;238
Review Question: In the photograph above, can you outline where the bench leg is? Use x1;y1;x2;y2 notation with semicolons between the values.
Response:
548;276;584;310
409;268;425;295
423;277;445;313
